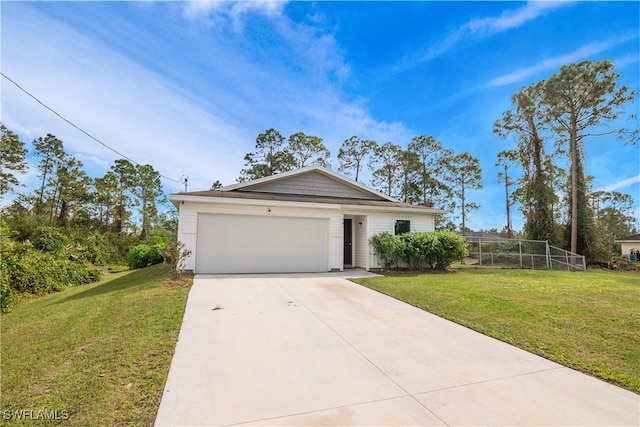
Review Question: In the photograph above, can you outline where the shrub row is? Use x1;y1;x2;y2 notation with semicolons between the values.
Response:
5;216;137;266
1;241;102;312
0;213;180;313
370;231;469;270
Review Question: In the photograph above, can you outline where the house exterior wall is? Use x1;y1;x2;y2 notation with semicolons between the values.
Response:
177;199;438;273
620;242;640;258
177;204;197;271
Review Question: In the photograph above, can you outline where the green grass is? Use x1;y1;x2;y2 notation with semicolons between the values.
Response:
1;264;190;426
354;267;640;393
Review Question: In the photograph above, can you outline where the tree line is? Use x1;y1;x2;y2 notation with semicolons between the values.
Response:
1;125;176;311
237;128;482;231
494;60;638;262
1;126;168;239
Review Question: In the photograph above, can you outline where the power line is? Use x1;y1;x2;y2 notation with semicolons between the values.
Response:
1;72;182;184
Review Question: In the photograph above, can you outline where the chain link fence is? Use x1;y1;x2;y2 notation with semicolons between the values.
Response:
466;238;586;272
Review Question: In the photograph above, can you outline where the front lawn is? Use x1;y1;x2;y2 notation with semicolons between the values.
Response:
354;267;640;393
1;264;190;426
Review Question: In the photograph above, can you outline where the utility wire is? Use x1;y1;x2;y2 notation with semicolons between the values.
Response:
1;72;182;184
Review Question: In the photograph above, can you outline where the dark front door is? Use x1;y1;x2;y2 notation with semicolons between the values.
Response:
344;219;353;265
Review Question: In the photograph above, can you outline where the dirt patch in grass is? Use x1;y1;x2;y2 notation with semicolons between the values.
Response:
163;272;194;287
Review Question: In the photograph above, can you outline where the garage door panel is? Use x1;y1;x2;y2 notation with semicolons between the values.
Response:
196;214;328;274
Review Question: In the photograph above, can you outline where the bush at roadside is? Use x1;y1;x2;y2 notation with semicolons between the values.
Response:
127;244;165;270
0;240;102;312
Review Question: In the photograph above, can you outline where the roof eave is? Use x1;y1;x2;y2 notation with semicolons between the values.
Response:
171;193;341;210
169;193;445;215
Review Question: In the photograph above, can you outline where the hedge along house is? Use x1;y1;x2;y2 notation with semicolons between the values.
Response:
170;165;444;274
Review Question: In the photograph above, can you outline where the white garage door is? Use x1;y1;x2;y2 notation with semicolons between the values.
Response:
195;214;329;274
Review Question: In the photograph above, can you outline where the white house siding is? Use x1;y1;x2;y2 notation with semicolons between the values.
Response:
620;242;640;258
329;215;343;271
353;215;368;269
178;200;343;272
366;212;436;269
177;206;197;271
409;214;434;232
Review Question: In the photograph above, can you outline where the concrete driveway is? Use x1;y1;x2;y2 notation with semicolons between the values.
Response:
155;274;639;426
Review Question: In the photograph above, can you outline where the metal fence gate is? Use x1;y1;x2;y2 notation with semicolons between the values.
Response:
466;238;587;272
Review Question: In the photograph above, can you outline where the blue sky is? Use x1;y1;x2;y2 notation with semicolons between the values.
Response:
2;1;639;231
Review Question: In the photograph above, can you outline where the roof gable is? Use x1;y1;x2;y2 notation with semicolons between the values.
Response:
220;165;396;202
169;165;448;213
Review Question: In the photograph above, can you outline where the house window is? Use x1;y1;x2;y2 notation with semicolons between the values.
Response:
395;219;411;235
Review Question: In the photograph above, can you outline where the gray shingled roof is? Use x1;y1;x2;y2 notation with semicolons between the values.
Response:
615;233;640;242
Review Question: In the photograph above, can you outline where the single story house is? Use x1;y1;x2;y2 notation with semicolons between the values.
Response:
170;165;444;274
614;234;640;260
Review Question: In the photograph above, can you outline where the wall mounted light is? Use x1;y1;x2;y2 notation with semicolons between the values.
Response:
358;222;363;227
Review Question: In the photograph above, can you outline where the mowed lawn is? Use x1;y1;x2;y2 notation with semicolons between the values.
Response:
1;264;190;426
354;267;640;393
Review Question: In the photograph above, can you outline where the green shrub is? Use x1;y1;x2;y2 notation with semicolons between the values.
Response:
146;228;173;247
370;231;469;270
31;225;70;254
127;244;165;270
109;232;142;262
431;231;468;270
1;271;17;313
163;240;192;279
401;232;437;269
72;231;119;266
1;241;102;312
370;232;405;269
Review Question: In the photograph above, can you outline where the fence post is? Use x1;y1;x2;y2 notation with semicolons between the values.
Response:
519;240;523;268
546;241;551;270
566;251;570;272
479;237;483;266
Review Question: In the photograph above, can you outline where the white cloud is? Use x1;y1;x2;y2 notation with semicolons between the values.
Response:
394;1;573;73
182;0;286;29
182;0;285;17
2;2;409;193
487;32;639;87
465;1;571;36
2;4;251;192
599;175;640;192
611;54;640;69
